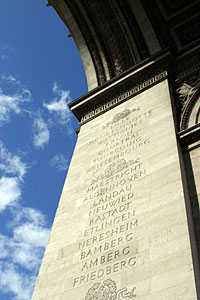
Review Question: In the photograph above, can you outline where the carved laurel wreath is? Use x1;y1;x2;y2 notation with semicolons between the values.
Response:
85;279;136;300
90;159;138;186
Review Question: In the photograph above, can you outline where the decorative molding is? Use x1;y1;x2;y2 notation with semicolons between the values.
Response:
64;0;106;85
175;61;200;82
176;81;199;108
75;127;80;135
80;71;168;124
85;0;134;76
175;73;200;129
178;123;200;150
116;0;149;60
82;0;115;79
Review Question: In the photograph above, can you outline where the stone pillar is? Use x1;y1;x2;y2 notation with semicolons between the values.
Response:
31;62;199;299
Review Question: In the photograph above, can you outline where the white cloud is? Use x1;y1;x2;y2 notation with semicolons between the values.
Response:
33;117;50;148
0;114;50;299
1;54;8;60
49;154;68;171
13;223;49;248
0;177;21;212
0;263;36;300
1;74;19;84
12;246;41;271
0;45;15;62
0;90;27;124
0;75;31;126
19;207;47;226
43;82;71;125
9;207;50;270
0;141;28;212
0;234;9;259
0;207;50;299
12;222;50;271
0;141;27;180
1;44;15;53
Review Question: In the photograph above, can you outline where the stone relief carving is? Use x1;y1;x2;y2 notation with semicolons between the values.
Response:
176;73;200;129
176;74;200;109
112;109;131;123
102;108;140;128
85;279;136;300
90;159;139;186
176;82;197;108
84;0;134;75
116;0;149;60
81;0;115;79
104;159;137;178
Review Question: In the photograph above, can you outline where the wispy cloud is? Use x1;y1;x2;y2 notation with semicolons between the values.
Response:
0;177;21;213
0;235;9;259
43;82;71;125
0;70;54;299
0;89;30;124
0;44;15;61
0;262;36;300
1;44;15;53
0;140;50;299
1;74;21;86
32;116;50;149
0;141;27;180
0;54;8;61
0;75;31;126
49;154;68;171
0;207;50;300
0;141;27;212
12;208;50;270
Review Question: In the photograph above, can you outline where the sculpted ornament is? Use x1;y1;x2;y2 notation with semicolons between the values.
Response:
85;279;136;300
102;108;140;128
176;75;200;109
176;74;200;129
104;159;128;177
90;159;139;186
112;108;140;123
113;109;131;123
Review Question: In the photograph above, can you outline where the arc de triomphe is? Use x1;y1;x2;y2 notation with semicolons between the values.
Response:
32;1;200;299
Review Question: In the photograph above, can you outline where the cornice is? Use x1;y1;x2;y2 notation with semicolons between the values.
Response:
68;50;171;124
178;123;200;150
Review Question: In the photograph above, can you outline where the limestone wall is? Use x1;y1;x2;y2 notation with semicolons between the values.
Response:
32;80;198;300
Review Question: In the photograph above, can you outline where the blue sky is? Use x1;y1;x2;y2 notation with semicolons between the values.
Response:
0;1;87;299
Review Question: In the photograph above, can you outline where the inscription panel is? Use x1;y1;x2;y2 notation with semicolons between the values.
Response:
32;80;198;300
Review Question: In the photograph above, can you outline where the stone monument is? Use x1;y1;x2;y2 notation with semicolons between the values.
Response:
32;1;200;299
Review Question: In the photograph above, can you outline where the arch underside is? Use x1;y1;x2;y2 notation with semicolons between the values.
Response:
49;0;200;91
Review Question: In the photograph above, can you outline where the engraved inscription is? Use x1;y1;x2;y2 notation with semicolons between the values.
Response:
73;107;153;295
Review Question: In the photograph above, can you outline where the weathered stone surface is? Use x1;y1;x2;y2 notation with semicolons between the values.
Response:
31;80;198;299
